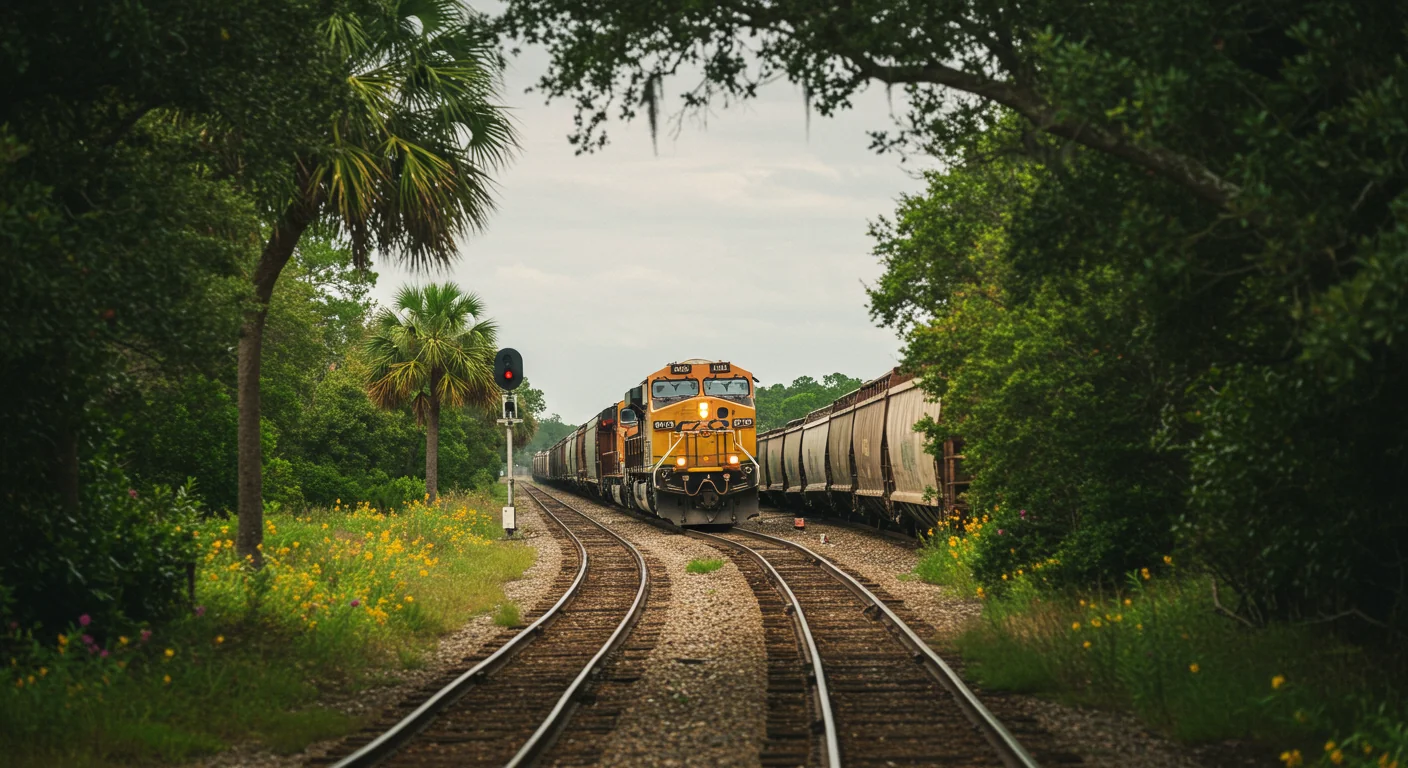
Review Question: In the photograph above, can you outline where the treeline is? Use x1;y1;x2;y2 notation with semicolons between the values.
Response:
122;243;537;514
502;0;1408;633
1;0;519;633
755;374;864;431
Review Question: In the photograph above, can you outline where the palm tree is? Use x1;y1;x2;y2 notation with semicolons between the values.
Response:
365;283;499;501
235;0;516;564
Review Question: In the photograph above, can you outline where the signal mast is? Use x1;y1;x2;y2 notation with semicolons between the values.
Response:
494;348;523;536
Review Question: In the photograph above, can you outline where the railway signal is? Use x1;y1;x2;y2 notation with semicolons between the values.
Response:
495;347;523;391
496;348;525;536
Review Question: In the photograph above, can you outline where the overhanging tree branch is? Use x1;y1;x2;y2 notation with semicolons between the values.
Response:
847;56;1243;211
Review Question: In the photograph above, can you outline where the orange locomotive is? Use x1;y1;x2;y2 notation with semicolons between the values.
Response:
533;359;760;526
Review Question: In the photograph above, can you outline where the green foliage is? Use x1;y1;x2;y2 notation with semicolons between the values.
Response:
944;567;1401;750
754;373;863;431
0;492;534;765
492;602;521;627
0;0;372;630
1;455;202;634
685;558;724;575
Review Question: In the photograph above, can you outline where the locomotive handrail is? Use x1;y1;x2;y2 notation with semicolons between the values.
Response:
329;484;593;768
729;529;1041;768
686;530;842;768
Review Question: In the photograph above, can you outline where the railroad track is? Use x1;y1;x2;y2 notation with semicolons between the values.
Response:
316;485;650;768
689;527;1041;768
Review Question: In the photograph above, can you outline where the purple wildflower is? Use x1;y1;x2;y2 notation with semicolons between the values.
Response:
128;488;138;499
350;599;361;608
997;529;1005;535
78;614;91;627
194;605;205;617
81;634;95;646
140;629;152;643
100;649;110;659
1019;509;1027;518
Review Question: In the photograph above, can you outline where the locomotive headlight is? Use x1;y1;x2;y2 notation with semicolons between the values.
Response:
698;401;709;419
728;455;739;465
676;457;687;467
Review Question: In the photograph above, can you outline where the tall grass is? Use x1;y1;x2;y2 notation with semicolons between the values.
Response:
1;490;535;767
914;536;1407;767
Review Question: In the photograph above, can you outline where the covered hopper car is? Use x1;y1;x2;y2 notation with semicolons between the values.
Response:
756;368;969;531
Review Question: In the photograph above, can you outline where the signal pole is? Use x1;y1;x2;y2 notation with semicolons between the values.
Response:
494;348;524;537
497;391;522;535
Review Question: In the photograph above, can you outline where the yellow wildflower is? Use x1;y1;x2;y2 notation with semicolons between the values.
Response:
163;675;171;685
1071;622;1081;631
1279;750;1302;767
164;648;174;658
1271;675;1285;690
1188;663;1199;673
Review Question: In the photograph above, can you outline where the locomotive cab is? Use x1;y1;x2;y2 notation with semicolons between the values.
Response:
623;359;760;525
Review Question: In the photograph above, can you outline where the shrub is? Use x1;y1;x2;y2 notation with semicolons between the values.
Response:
365;475;427;512
0;455;200;633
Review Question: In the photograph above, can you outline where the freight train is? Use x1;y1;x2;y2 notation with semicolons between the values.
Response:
532;359;759;526
757;367;969;531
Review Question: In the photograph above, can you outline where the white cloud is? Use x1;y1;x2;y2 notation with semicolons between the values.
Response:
370;44;929;419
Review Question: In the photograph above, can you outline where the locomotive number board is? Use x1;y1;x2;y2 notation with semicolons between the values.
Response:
653;420;676;430
732;417;754;428
670;364;692;374
709;362;732;373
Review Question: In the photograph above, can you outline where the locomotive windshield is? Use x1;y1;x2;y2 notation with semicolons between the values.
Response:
704;377;750;397
651;378;699;401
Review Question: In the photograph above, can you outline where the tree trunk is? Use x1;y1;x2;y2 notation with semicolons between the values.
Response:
236;202;315;567
57;424;80;514
426;375;441;503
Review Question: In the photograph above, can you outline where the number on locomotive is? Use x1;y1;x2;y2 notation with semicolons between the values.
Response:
709;362;732;373
670;364;692;374
732;417;754;428
653;420;676;429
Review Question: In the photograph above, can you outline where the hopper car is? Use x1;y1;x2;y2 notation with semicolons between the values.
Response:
756;367;971;532
533;359;759;526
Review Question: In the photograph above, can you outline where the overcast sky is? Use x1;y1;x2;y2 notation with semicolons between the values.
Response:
369;44;931;421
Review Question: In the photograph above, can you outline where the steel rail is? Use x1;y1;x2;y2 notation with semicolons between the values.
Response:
329;483;643;768
686;530;842;768
504;485;651;767
730;528;1042;768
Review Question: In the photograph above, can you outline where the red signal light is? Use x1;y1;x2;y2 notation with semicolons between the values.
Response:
506;370;513;379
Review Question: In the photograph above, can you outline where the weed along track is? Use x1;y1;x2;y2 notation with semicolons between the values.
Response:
314;485;651;768
691;528;1043;768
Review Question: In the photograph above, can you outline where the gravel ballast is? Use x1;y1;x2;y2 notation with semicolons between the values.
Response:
536;485;768;768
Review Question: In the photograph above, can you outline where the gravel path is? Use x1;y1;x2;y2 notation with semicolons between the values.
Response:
740;509;1275;768
186;498;562;768
540;486;768;768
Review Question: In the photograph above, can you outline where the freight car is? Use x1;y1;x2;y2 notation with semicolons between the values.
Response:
757;367;969;531
533;359;759;526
